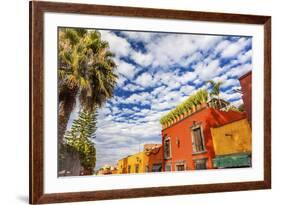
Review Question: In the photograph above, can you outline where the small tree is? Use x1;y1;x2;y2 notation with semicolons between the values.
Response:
64;109;97;174
206;80;223;108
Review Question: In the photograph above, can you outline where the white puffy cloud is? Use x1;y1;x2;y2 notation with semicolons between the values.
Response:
226;63;252;78
237;49;252;63
115;59;137;80
120;31;158;43
215;40;231;53
116;75;127;87
130;51;153;67
137;34;223;68
147;34;197;67
197;35;223;50
221;78;239;89
123;83;145;92
195;59;223;81
100;30;132;57
182;52;203;67
178;72;197;84
123;91;152;104
193;78;202;85
151;85;167;96
135;72;154;87
220;91;242;101
179;85;196;96
221;38;251;58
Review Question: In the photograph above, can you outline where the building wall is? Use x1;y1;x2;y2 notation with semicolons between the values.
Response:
239;71;252;125
162;107;246;171
117;157;128;174
117;149;163;174
146;146;163;172
210;118;252;156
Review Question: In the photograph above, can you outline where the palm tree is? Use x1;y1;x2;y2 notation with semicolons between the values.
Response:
58;28;118;174
206;80;223;108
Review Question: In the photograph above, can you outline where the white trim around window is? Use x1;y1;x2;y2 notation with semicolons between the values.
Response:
190;123;206;154
164;136;172;159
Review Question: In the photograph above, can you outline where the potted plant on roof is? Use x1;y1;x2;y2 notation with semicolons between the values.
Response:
181;100;188;117
167;118;172;127
164;120;167;129
167;112;173;125
186;99;193;116
160;117;166;129
189;94;198;113
197;89;208;109
171;110;177;124
178;104;185;120
195;93;202;111
175;107;182;122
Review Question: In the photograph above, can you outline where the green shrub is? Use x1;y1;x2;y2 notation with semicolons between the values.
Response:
160;89;209;125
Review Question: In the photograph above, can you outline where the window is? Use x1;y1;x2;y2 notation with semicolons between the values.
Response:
194;159;207;170
135;164;139;173
165;164;171;172
176;164;185;171
152;163;162;172
128;165;131;173
192;126;205;153
164;137;171;159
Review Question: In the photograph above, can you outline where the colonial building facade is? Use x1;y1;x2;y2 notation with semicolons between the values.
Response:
211;118;252;168
117;144;163;174
161;106;247;171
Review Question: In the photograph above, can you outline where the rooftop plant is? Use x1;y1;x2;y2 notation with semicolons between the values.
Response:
226;105;241;112
160;89;208;126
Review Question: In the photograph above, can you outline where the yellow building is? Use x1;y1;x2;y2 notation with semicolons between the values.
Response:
117;144;163;174
210;118;252;168
211;118;252;155
118;152;147;174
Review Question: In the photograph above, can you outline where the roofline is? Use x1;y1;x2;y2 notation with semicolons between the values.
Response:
210;116;247;128
239;70;252;80
162;108;247;132
161;106;209;132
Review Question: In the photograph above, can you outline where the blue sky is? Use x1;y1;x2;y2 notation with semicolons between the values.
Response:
72;30;252;169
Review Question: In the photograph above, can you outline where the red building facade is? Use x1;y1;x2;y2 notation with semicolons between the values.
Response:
161;107;246;171
239;71;252;125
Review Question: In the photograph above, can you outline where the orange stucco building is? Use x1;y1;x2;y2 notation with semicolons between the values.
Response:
161;107;246;171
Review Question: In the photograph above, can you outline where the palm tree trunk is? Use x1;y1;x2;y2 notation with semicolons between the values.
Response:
58;99;76;144
218;95;222;109
58;89;77;173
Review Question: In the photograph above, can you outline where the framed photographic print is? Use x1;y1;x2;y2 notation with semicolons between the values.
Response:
29;1;271;204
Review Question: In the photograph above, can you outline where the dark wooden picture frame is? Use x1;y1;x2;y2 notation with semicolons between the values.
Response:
30;1;271;204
